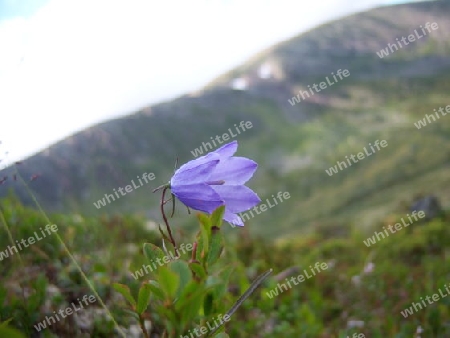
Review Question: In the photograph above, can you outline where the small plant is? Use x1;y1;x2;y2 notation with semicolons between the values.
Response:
114;141;271;337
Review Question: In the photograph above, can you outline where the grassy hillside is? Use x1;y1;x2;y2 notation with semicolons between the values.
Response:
1;194;449;337
1;0;450;239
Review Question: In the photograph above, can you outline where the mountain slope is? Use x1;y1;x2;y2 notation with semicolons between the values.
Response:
2;0;450;238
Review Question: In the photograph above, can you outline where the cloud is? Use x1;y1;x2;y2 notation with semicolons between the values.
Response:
0;0;401;162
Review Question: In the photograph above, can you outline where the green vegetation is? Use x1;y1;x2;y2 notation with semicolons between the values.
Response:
1;195;449;337
1;1;450;336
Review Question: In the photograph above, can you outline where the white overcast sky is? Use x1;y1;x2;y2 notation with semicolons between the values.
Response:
0;0;416;165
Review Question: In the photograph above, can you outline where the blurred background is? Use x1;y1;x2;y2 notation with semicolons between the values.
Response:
1;0;450;336
2;0;448;239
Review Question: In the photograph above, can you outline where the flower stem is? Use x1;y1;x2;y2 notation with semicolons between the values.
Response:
160;186;177;252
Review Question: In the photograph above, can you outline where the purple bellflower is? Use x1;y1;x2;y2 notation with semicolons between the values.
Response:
169;141;260;227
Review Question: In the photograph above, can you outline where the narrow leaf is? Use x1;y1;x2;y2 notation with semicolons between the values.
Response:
189;261;207;279
210;205;225;228
169;260;192;297
113;283;136;308
207;227;223;266
137;283;152;314
158;266;180;299
146;280;165;300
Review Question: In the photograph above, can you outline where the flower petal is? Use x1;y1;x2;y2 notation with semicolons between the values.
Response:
210;185;260;213
208;157;257;185
171;183;224;213
223;211;244;227
213;141;238;159
171;158;219;186
173;151;219;176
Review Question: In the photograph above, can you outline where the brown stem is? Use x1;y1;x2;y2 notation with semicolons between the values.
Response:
170;194;176;218
161;186;177;252
191;242;198;261
138;314;150;338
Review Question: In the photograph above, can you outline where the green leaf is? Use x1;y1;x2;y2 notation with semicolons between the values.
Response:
0;287;7;307
158;266;180;299
0;326;26;338
176;281;208;322
143;243;166;268
169;260;192;297
0;318;13;328
123;308;141;321
203;292;214;316
196;232;205;262
213;333;230;338
113;283;136;308
197;213;211;259
197;212;212;231
211;205;225;228
26;274;47;313
136;283;152;314
146;280;165;300
213;266;234;299
207;227;223;266
158;307;178;330
189;261;207;279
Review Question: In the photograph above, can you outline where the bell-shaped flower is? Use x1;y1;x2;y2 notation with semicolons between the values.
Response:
170;141;260;226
